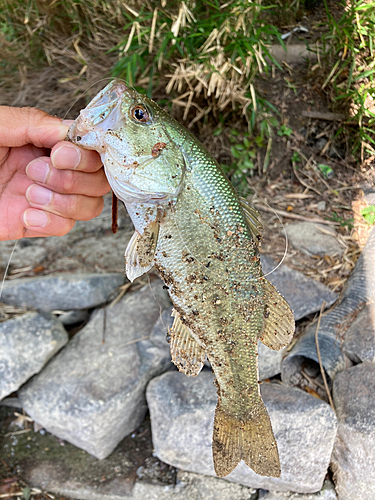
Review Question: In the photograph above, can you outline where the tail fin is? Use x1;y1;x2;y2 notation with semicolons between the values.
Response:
212;399;280;478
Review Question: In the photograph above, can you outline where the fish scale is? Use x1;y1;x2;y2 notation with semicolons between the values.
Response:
67;79;295;479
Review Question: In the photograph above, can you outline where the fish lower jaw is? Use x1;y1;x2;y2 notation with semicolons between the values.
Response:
107;172;177;205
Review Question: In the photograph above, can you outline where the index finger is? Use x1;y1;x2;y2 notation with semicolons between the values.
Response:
0;106;68;149
51;142;103;173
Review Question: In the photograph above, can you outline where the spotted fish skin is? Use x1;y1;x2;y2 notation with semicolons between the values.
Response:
67;80;295;478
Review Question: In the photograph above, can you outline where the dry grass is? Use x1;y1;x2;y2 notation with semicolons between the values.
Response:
0;0;282;126
0;0;124;113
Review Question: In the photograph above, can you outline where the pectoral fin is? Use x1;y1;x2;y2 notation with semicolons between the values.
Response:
170;310;206;376
239;197;262;242
125;221;159;282
259;279;295;350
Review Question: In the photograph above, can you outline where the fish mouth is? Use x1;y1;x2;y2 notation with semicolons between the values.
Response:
67;79;129;150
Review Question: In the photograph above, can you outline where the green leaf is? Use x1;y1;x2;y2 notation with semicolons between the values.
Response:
277;124;293;137
291;151;301;163
318;164;334;178
361;205;375;224
22;488;31;500
243;159;255;169
231;146;241;159
269;117;279;127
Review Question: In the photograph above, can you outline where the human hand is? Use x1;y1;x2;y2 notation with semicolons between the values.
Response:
0;106;110;241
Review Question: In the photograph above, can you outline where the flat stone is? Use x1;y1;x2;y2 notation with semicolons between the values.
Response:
261;255;337;321
0;239;47;270
284;223;344;257
1;405;256;500
19;280;171;459
331;363;375;500
343;304;375;363
1;273;125;311
151;306;284;380
26;464;257;500
0;312;68;400
258;479;337;499
147;371;337;493
27;467;257;500
70;231;131;273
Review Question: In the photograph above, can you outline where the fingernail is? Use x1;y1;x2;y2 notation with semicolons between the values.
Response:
26;185;52;206
23;209;48;228
26;160;50;183
52;144;81;169
62;119;75;126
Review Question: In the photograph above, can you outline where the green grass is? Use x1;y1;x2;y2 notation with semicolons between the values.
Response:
111;1;284;124
321;0;375;159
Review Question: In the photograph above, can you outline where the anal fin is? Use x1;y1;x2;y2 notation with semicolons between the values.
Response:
170;310;206;377
260;279;295;350
125;221;159;282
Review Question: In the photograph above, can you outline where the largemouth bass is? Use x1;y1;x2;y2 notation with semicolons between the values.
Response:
67;80;295;478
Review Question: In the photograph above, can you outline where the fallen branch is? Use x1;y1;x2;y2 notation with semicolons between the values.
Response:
254;204;339;225
302;110;346;121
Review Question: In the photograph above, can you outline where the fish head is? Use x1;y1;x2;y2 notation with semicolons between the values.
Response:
67;79;185;204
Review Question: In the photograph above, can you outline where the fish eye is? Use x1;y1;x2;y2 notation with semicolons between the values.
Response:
131;105;150;123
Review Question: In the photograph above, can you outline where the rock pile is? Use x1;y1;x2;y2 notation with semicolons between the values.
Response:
1;215;373;499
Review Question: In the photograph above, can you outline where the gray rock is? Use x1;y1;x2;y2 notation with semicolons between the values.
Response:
261;255;337;321
1;273;125;311
343;304;375;363
0;396;22;408
331;363;375;500
149;306;174;347
57;309;90;326
285;223;344;257
147;371;337;493
0;312;68;400
258;342;284;380
151;306;283;380
0;239;47;270
314;138;328;153
26;465;257;500
258;479;337;499
362;184;375;206
174;471;257;500
69;231;131;273
19;281;171;459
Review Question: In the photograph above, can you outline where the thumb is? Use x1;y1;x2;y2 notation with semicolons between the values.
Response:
0;106;70;149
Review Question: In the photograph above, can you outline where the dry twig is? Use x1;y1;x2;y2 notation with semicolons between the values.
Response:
255;204;339;225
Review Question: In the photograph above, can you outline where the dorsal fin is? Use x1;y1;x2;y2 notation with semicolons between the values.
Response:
125;221;159;282
170;309;206;377
239;197;263;241
259;278;295;350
